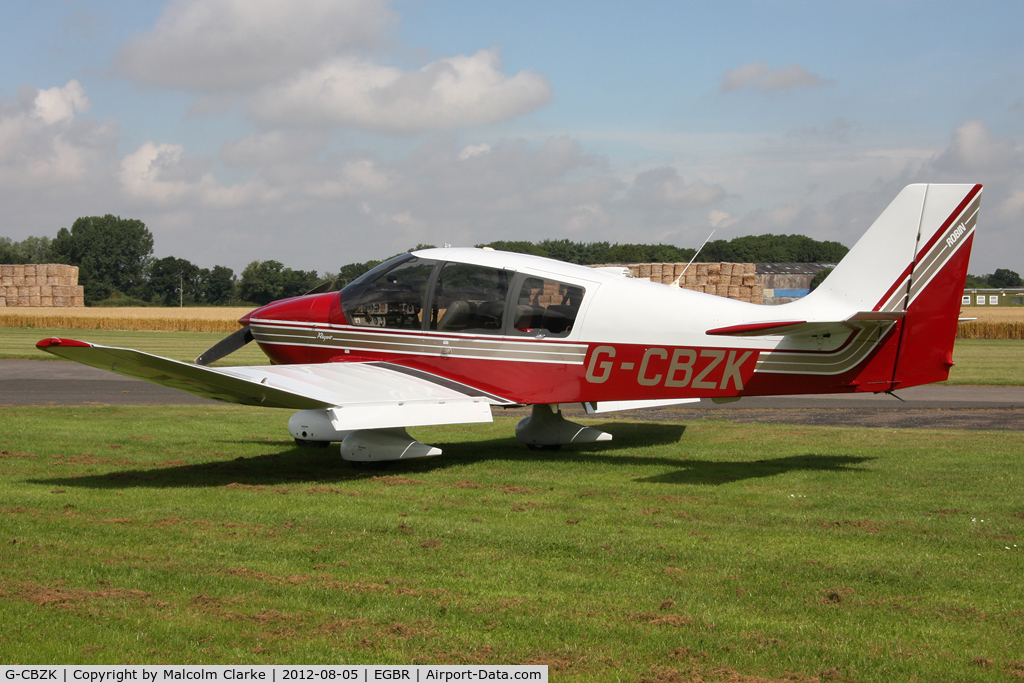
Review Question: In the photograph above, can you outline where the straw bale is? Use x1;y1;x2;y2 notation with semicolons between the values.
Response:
707;274;720;286
739;286;752;297
72;295;85;307
41;297;52;307
728;286;741;299
744;263;755;275
1;276;10;287
750;284;764;302
742;274;756;286
53;296;66;307
695;263;709;276
661;268;675;285
18;296;29;306
29;295;40;306
29;286;40;297
25;265;36;278
684;272;697;285
707;263;721;275
695;275;707;286
35;264;48;279
720;263;733;277
13;273;25;287
40;285;51;297
638;264;652;279
0;296;5;307
650;264;663;282
627;265;641;278
0;265;12;277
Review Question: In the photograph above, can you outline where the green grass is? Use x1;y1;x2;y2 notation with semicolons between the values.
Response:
1;406;1022;680
944;339;1024;385
0;328;269;366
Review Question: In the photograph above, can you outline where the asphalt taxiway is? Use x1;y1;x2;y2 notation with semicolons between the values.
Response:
4;359;1024;431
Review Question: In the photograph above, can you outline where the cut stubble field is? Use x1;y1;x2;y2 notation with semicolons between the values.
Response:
1;407;1023;680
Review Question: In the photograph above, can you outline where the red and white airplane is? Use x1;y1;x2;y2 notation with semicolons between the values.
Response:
38;183;981;462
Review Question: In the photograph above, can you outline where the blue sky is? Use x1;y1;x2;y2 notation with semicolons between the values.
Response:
1;1;1022;275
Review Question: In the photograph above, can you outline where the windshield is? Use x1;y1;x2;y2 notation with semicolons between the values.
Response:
341;256;438;329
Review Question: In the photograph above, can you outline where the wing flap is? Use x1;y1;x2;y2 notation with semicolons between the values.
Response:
36;338;508;428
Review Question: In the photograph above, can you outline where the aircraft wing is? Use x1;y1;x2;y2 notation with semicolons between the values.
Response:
36;338;512;430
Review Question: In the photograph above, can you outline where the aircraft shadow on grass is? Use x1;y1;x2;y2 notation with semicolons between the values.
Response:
30;421;872;490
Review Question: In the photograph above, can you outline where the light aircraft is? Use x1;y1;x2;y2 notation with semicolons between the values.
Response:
38;183;981;463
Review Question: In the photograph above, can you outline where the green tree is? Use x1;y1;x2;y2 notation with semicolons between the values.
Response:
0;236;53;264
988;268;1022;288
200;265;235;304
146;256;202;306
50;215;154;304
0;237;14;264
810;267;834;291
238;260;321;305
475;240;547;257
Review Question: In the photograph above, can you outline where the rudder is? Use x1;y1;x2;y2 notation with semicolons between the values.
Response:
891;184;982;388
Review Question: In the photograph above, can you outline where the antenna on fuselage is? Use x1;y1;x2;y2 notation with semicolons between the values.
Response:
670;229;715;289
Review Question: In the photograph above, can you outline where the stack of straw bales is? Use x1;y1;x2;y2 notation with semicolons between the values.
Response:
590;262;764;304
0;264;84;307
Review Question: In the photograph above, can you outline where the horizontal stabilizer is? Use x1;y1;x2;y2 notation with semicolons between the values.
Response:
707;311;905;338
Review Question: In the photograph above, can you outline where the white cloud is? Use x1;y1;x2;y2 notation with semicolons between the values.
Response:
33;80;90;124
708;209;736;228
115;0;395;90
458;143;491;160
721;62;833;93
626;167;727;211
305;159;391;198
119;140;263;207
250;49;552;133
0;80;114;189
931;119;1020;174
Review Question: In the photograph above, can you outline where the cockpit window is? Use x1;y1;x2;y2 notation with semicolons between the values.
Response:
431;263;511;333
512;276;584;337
341;256;437;329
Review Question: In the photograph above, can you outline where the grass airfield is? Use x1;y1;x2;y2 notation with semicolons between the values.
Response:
2;407;1023;680
2;313;1024;678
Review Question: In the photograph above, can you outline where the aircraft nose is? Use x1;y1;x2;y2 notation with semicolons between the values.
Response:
239;291;339;326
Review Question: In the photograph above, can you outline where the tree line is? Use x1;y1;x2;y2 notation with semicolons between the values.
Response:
6;215;1018;307
1;215;322;306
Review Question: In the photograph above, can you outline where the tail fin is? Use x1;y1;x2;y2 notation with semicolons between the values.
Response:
802;183;982;388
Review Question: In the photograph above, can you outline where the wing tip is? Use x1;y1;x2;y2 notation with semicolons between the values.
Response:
36;337;91;350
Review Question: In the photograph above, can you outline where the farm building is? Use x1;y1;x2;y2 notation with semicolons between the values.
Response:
962;288;1024;307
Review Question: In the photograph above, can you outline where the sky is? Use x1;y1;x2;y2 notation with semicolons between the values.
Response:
1;0;1023;276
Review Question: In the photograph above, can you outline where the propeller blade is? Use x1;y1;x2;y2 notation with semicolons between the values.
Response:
194;325;254;366
305;280;335;295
